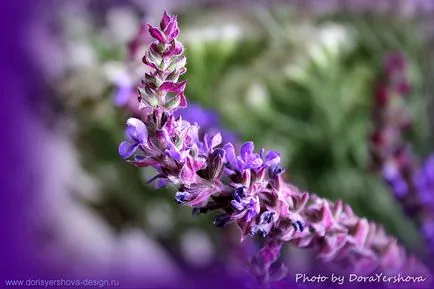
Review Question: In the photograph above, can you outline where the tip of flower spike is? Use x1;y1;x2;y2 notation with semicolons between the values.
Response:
160;10;171;30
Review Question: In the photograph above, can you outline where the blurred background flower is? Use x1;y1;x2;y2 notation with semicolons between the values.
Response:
23;0;434;286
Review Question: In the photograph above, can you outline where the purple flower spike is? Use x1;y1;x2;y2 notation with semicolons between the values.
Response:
118;15;430;287
137;10;186;112
118;118;148;159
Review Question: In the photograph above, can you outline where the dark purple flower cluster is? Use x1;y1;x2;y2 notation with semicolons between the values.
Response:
118;12;429;284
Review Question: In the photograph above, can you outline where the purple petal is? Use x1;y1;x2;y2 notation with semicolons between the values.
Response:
265;151;281;167
223;143;239;171
231;200;244;211
422;221;434;239
206;133;222;151
245;210;257;223
240;141;255;162
119;141;138;159
164;41;184;57
180;161;196;184
220;130;237;144
254;198;261;214
164;18;178;38
186;190;214;207
352;219;369;247
191;156;207;171
161;128;182;161
424;155;434;181
162;115;176;135
381;241;401;269
147;25;166;43
114;85;133;106
185;124;200;148
160;10;171;30
382;162;398;180
178;92;187;108
126;118;148;143
113;72;133;106
174;104;219;128
175;191;191;204
165;148;183;162
259;148;265;159
419;189;434;205
245;154;263;169
391;178;408;197
159;80;187;94
170;27;180;39
320;202;334;229
156;179;169;189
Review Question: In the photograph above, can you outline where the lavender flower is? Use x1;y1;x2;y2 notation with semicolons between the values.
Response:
118;118;148;159
118;12;430;285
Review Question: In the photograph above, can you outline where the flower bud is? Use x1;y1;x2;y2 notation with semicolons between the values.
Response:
207;148;225;180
